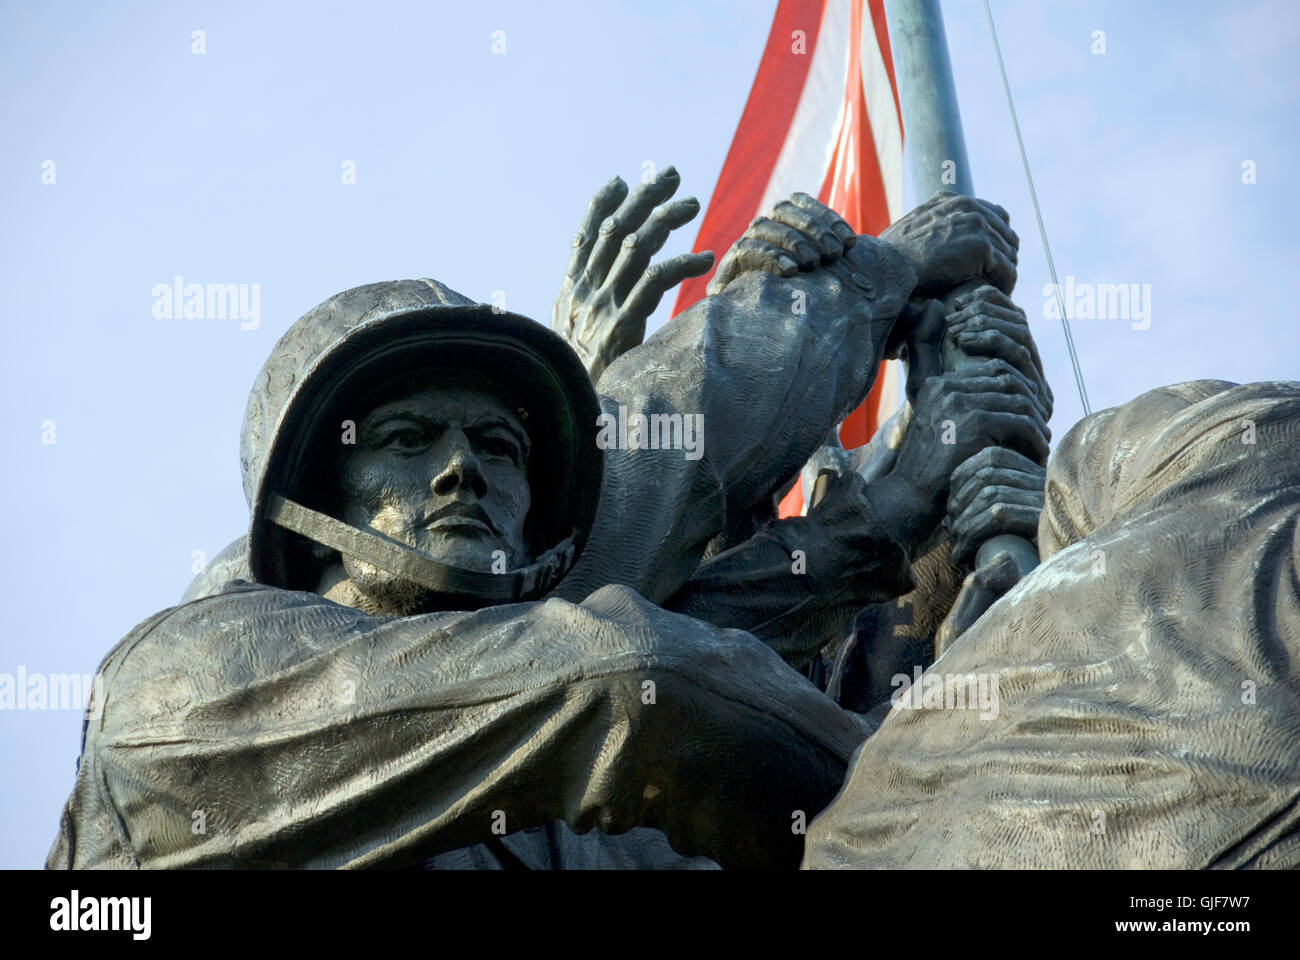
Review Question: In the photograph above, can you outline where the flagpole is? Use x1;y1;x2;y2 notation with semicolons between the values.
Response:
884;0;972;202
884;0;1039;578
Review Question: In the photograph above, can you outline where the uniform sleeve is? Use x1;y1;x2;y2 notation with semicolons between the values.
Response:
663;502;914;671
555;237;916;606
58;582;868;870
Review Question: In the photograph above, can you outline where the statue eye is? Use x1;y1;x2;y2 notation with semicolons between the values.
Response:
479;435;520;464
382;428;427;451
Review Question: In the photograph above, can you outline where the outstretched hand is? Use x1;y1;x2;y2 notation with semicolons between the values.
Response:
553;166;714;384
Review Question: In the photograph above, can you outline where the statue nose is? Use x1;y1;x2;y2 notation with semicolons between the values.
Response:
432;440;487;499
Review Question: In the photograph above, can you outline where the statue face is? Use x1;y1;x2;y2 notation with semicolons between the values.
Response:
334;385;532;604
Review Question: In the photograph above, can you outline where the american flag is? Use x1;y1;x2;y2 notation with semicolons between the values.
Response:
671;0;905;517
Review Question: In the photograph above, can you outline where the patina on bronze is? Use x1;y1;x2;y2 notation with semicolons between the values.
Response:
48;180;1055;870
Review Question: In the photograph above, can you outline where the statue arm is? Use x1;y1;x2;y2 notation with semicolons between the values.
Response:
663;472;916;671
554;235;917;607
51;583;865;870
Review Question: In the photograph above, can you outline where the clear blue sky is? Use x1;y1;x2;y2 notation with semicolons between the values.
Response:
2;0;1296;867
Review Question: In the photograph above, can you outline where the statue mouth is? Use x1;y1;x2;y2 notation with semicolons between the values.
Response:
422;502;498;536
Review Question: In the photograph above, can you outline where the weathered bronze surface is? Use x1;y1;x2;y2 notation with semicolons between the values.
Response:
49;179;1071;870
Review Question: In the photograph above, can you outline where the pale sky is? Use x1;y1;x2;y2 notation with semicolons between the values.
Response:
2;0;1297;867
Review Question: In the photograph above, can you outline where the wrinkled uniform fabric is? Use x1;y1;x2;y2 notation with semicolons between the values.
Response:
53;239;918;869
804;380;1300;869
48;583;868;869
664;492;915;672
555;238;915;607
827;540;962;714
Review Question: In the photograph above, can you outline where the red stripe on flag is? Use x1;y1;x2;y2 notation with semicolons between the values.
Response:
816;0;889;238
677;1;903;520
817;0;891;452
669;0;827;317
779;1;901;517
781;0;884;518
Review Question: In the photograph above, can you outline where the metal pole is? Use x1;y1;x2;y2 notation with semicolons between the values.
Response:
884;0;1039;578
885;0;972;203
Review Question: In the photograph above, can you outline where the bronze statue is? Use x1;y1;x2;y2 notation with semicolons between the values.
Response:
806;379;1300;870
48;172;1052;869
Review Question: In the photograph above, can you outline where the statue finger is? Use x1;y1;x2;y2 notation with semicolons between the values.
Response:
952;329;1033;381
947;313;1041;373
976;197;1011;225
583;168;682;288
637;197;703;255
769;199;844;260
974;199;1019;251
952;282;1017;311
942;230;1016;296
949;445;1044;496
613;165;683;234
939;396;1050;462
979;390;1052;442
951;486;1050;546
942;389;1051;451
952;484;1045;531
962;216;1019;268
786;192;857;248
623;252;714;324
946;362;1051;422
948;444;1009;493
583;214;632;290
924;188;962;211
566;176;629;281
946;312;1036;354
947;355;1036;395
606;197;702;302
744;217;819;269
946;292;1025;328
951;501;1042;568
950;308;1052;410
949;448;1045;516
982;243;1018;295
950;214;1018;287
950;205;1019;259
946;288;1046;388
936;550;1019;651
955;331;1047;413
707;238;798;295
978;411;1051;463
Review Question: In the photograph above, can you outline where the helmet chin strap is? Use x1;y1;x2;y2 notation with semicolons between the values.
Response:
265;494;576;604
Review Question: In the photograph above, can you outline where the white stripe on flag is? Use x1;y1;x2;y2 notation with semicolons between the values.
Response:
757;0;850;215
861;9;904;223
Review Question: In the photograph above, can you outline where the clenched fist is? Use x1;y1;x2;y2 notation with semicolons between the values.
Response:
880;190;1020;297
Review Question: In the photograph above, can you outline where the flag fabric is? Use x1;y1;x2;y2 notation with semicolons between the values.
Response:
670;0;905;517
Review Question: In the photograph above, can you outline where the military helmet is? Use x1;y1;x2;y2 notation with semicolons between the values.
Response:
240;278;603;601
